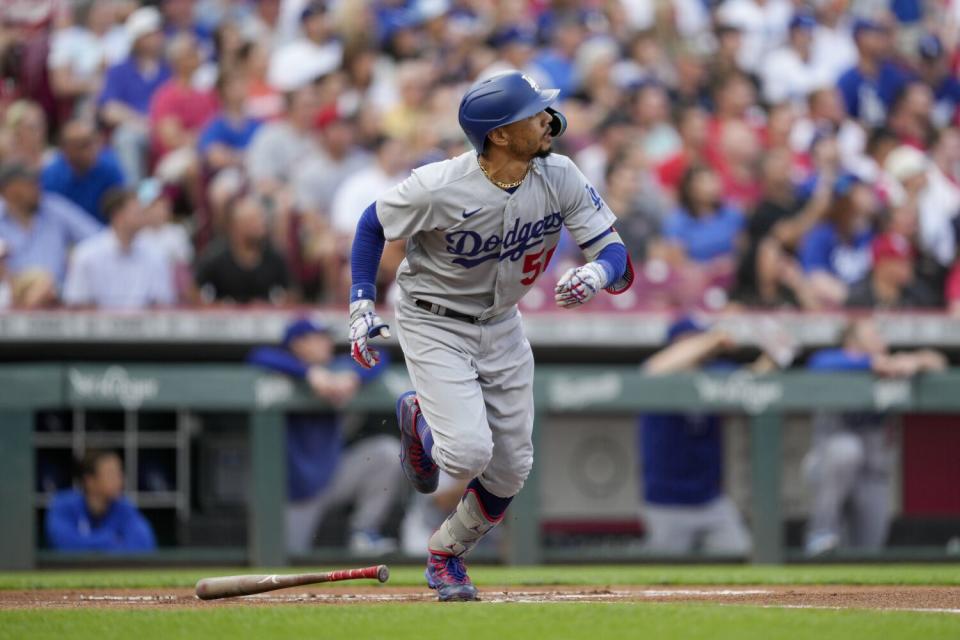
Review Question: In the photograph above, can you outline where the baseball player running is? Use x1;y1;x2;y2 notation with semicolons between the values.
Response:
348;71;633;601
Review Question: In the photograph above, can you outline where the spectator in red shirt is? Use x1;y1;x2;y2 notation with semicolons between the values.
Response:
716;119;763;211
946;260;960;314
655;105;709;200
148;33;218;184
706;72;764;183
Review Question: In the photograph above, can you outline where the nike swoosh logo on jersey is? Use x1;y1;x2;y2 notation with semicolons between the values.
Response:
462;207;481;219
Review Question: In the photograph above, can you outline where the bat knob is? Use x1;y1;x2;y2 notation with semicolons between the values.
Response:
376;565;390;583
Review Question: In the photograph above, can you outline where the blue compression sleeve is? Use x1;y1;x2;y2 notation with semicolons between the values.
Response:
596;242;627;285
246;347;310;378
350;203;386;302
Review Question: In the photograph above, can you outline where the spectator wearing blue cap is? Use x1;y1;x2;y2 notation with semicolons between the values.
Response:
247;317;403;555
480;25;548;84
836;19;913;126
761;14;834;105
531;17;584;99
916;34;960;129
799;173;878;306
636;315;794;555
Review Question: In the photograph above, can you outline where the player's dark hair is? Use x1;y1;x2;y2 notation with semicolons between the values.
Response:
100;187;135;222
76;450;120;481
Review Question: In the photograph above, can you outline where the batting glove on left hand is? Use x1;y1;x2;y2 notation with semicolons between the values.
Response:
554;262;608;309
349;299;391;369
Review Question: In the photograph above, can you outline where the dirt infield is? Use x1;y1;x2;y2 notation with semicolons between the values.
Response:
2;585;959;613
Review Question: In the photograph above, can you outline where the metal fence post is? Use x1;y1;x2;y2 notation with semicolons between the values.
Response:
749;412;784;564
0;410;35;569
249;411;286;567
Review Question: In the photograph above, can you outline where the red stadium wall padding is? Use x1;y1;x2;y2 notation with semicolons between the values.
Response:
902;414;960;516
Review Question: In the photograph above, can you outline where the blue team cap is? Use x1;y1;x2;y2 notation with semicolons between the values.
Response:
833;172;862;197
300;1;326;22
283;318;330;347
853;17;887;37
789;13;817;31
919;33;944;60
490;25;536;48
666;315;709;343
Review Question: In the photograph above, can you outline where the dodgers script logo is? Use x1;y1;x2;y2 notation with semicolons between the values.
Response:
446;212;563;268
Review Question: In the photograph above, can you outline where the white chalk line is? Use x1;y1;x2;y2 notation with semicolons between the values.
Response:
759;604;960;615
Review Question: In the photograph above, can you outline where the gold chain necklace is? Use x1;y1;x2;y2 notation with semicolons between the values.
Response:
477;156;528;189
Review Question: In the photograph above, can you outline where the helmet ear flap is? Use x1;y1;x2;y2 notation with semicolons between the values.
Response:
546;107;567;138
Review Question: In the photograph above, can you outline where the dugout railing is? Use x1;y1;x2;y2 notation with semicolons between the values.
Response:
2;363;960;570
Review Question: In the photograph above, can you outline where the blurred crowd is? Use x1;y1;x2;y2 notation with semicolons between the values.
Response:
1;0;960;313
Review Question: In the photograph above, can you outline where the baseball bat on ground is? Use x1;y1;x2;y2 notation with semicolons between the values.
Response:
195;565;390;600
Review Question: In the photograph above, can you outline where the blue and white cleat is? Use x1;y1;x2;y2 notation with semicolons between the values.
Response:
426;553;479;601
396;391;439;493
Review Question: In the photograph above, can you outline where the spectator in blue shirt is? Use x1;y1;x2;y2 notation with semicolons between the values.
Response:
0;162;101;294
45;450;156;552
804;318;946;556
198;71;261;175
916;34;960;128
97;6;171;184
836;19;912;126
247;318;403;556
799;173;877;307
637;315;795;555
41;120;125;223
531;17;583;99
661;164;744;264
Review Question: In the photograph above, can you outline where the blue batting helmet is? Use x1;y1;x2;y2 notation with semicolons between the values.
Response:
458;71;567;153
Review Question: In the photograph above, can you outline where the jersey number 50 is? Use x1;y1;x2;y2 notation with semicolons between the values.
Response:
520;247;557;285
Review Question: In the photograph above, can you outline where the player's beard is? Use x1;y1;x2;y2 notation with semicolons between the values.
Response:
534;135;553;158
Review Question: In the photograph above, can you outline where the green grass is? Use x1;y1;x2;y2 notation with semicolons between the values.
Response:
1;564;960;590
2;603;959;640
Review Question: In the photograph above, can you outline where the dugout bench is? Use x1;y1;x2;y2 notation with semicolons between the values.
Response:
2;364;960;570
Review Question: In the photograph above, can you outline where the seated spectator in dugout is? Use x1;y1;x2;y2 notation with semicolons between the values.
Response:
45;450;157;553
804;318;946;556
638;315;797;555
62;188;175;309
247;318;403;555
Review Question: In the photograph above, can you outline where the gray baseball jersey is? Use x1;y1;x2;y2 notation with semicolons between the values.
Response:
376;151;618;320
381;150;619;502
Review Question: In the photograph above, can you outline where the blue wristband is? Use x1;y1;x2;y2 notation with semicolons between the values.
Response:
350;283;377;303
